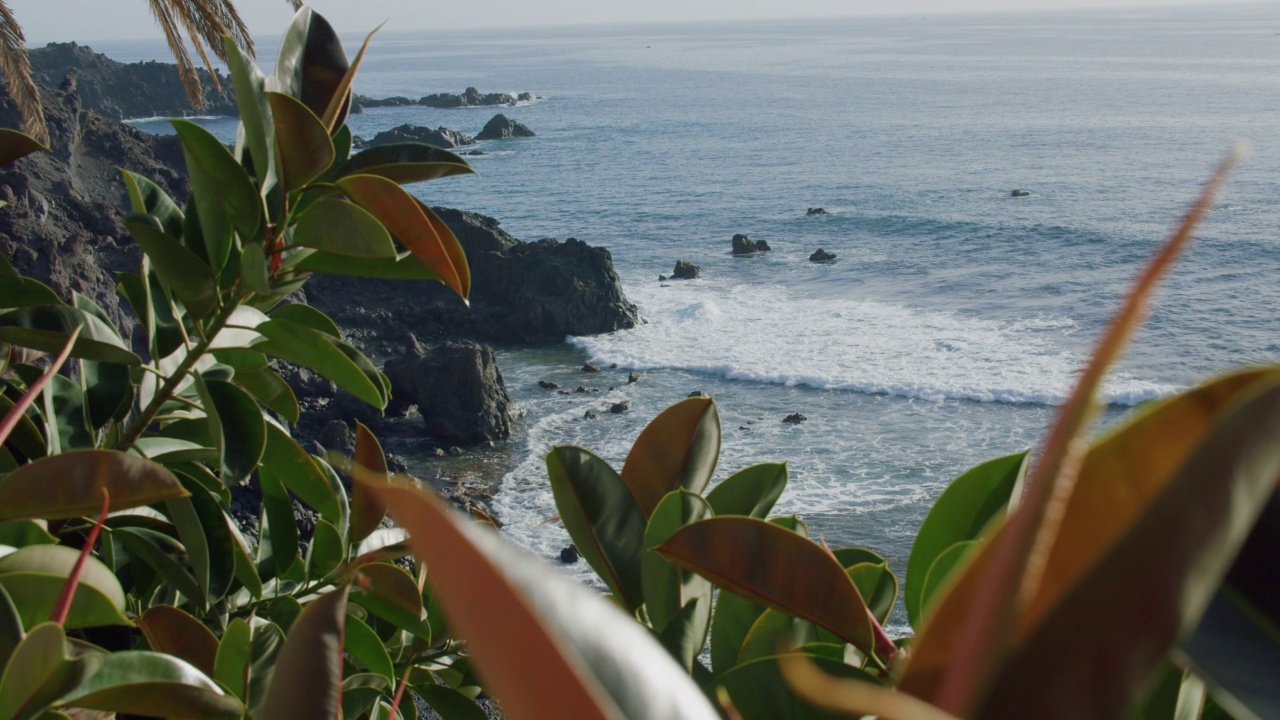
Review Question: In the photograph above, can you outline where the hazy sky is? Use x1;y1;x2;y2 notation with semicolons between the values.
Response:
7;0;1245;45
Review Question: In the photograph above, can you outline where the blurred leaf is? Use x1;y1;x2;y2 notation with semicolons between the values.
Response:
0;450;187;521
120;170;184;238
848;562;897;626
80;357;131;431
58;650;242;719
0;584;23;672
706;463;788;519
905;452;1026;629
712;589;767;676
138;605;219;678
0;623;97;720
352;563;430;642
920;541;977;624
338;175;469;300
223;37;276;199
343;614;394;683
0;547;129;630
642;490;713;640
338;143;474;185
258;586;348;720
267;92;333;191
123;214;218;319
0;262;61;307
171;120;262;272
622;397;721;516
351;421;388;545
293;249;444;279
0;306;138;366
256;319;386;408
717;652;880;720
415;683;489;720
0;521;54;548
275;9;349;126
739;611;817;666
0;129;48;166
292;197;396;258
547;445;646;611
658;517;874;654
360;475;721;720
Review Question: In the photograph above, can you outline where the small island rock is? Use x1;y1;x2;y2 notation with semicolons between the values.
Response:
475;113;535;140
783;413;808;424
583;363;601;373
732;233;771;255
809;248;837;262
807;207;828;215
1011;189;1031;197
365;124;474;149
610;400;632;414
672;260;701;279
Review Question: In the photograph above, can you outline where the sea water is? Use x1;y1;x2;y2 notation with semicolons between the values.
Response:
111;4;1280;608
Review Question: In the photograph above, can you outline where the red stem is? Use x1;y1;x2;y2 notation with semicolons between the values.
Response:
51;488;110;626
387;666;412;718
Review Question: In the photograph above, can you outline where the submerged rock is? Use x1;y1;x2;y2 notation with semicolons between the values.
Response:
610;400;631;414
809;248;837;262
732;233;770;255
560;545;580;563
475;113;535;140
672;260;701;279
1011;189;1031;197
807;207;828;215
783;413;808;424
583;363;601;373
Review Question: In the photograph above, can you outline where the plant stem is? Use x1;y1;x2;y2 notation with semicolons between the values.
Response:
114;299;241;452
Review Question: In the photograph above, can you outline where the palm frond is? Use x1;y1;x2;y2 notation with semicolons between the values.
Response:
0;0;47;145
165;0;227;94
147;0;206;107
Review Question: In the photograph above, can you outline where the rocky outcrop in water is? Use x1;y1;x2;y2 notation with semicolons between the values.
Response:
732;233;770;255
1011;189;1031;197
806;207;828;215
416;87;532;108
28;42;236;120
360;124;475;149
383;339;514;443
671;260;701;279
475;114;535;140
809;248;836;262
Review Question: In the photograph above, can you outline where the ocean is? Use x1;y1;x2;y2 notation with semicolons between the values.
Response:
113;3;1280;623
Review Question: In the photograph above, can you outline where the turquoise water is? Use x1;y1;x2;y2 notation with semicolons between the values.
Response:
115;4;1280;615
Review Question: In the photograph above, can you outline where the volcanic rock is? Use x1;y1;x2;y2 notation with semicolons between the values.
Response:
365;124;474;149
418;87;527;108
1011;189;1031;197
807;207;828;215
383;339;514;444
475;114;535;140
672;260;701;279
783;413;808;424
809;248;837;262
732;233;770;255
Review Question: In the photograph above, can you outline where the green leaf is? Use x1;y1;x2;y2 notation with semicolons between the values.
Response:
0;584;25;671
114;527;202;604
351;421;388;545
240;242;271;295
642;490;713;634
267;92;334;191
215;618;252;702
306;520;345;582
245;620;285;716
138;605;219;678
337;143;475;185
657;596;713;674
657;517;874;655
256;319;386;408
0;521;54;548
80;356;131;431
292;249;447;279
169;477;236;607
546;445;646;611
261;421;343;526
223;37;276;199
0;623;97;720
0;129;47;167
0;261;61;307
361;479;721;720
715;653;879;720
291;197;396;258
904;451;1027;629
712;589;766;676
0;551;129;630
119;169;185;238
45;375;91;451
351;563;430;642
739;612;817;667
256;462;299;577
337;175;470;299
258;586;348;720
920;541;976;624
848;562;897;626
58;650;243;719
0;391;46;464
274;8;350;124
268;303;342;338
343;614;394;683
172;119;263;272
0;450;188;520
415;683;489;720
201;378;267;485
235;367;300;424
621;397;721;516
706;463;788;519
0;306;139;366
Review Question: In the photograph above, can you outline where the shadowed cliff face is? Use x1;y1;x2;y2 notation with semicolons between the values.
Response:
28;42;237;120
0;84;189;343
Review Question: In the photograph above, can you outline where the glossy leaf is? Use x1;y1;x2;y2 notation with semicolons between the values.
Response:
657;516;874;654
120;169;185;244
0;565;128;631
44;375;90;452
214;618;252;702
275;8;349;125
267;92;333;191
172;120;262;272
0;521;54;548
293;249;446;279
245;620;285;716
292;197;397;258
547;445;647;611
621;397;721;516
123;214;218;319
235;367;300;424
80;357;130;431
256;459;300;577
256;319;386;408
905;452;1026;629
338;174;469;299
0;128;47;167
223;37;276;197
269;303;341;338
351;421;388;544
352;562;430;642
261;420;342;525
114;527;202;603
642;490;713;635
337;143;474;185
240;241;271;294
0;450;187;520
706;463;788;519
138;605;219;678
201;378;267;486
319;23;379;131
739;611;818;666
0;585;23;673
343;614;394;683
169;477;236;607
848;562;897;626
258;586;349;720
0;623;96;720
0;306;139;366
58;650;243;719
306;520;345;582
711;589;766;676
920;541;977;623
360;475;721;720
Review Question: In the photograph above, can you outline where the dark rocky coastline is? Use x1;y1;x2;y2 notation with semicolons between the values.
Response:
353;87;536;111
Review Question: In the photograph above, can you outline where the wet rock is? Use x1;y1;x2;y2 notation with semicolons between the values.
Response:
732;233;770;255
628;372;641;383
809;248;837;262
688;390;709;398
610;400;631;414
583;363;601;373
538;380;560;389
365;123;474;149
1011;189;1031;197
475;113;535;140
383;339;514;444
807;207;828;215
783;413;808;424
584;409;599;420
672;260;701;279
417;87;531;108
560;545;580;563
